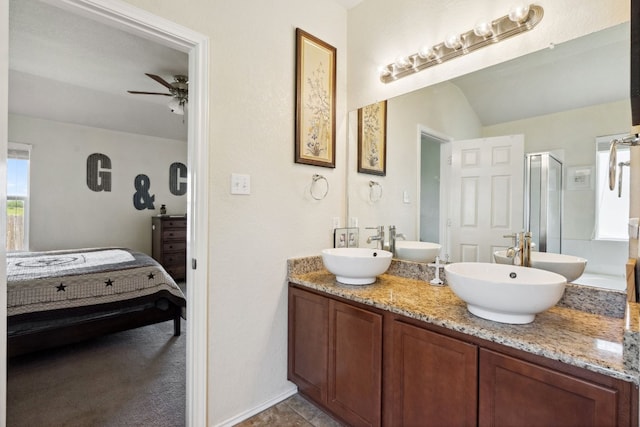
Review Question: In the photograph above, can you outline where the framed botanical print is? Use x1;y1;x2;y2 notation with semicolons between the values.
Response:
295;28;337;168
357;100;387;176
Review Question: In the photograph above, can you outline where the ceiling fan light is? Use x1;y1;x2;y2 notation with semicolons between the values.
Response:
168;98;184;115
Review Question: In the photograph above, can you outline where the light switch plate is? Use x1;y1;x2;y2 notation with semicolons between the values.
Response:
231;173;251;195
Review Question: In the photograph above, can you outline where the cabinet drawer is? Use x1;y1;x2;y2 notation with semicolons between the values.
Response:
162;229;186;240
163;241;186;252
163;219;186;228
162;252;186;266
164;265;186;280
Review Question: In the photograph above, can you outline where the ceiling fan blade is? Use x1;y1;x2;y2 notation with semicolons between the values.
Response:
145;73;174;90
127;91;172;96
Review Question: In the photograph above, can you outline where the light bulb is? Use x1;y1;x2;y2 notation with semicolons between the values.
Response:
508;3;530;23
444;33;463;50
378;65;391;77
395;55;410;69
418;45;436;60
473;20;493;37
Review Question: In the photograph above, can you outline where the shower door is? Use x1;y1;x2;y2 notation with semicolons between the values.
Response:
525;152;563;253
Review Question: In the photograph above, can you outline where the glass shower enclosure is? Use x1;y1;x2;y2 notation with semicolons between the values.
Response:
525;152;563;253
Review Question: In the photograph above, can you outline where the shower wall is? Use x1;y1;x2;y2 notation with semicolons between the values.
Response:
525;152;563;252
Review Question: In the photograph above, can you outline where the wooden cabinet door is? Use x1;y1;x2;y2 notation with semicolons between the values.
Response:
479;349;620;427
288;287;329;404
328;299;382;427
390;320;478;427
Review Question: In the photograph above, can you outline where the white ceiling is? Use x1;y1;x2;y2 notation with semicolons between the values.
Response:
9;0;630;140
9;0;189;140
450;23;629;126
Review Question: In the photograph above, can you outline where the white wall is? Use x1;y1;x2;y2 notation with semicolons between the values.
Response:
119;1;348;425
8;114;187;254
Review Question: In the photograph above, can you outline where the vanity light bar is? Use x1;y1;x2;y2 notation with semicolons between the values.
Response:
379;4;544;83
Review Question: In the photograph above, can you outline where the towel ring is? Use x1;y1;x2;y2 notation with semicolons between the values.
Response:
310;174;329;200
369;180;383;203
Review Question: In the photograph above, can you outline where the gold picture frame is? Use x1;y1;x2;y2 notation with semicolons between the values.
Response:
295;28;336;168
357;100;387;176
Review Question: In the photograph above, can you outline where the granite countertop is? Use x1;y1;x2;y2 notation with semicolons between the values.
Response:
288;256;640;385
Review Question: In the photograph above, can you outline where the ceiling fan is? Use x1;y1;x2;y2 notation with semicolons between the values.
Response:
128;73;188;115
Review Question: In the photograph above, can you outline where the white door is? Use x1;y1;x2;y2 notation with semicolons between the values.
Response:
448;135;524;262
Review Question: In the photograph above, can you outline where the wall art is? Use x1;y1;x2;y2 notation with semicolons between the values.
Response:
357;100;387;176
295;28;336;168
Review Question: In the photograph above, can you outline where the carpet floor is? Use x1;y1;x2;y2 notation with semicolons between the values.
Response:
7;318;186;426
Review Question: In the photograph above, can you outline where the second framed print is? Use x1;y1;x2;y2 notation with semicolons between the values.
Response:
295;28;337;168
357;101;387;176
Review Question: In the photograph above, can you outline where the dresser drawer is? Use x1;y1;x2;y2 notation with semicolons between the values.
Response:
163;219;186;229
162;229;187;240
162;252;186;266
163;241;186;252
164;265;186;281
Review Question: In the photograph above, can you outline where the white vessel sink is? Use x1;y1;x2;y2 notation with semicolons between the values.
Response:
493;250;587;282
529;252;587;282
493;250;516;265
394;241;441;263
445;262;566;324
321;248;392;285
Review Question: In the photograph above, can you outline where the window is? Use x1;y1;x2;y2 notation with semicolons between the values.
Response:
7;143;31;251
595;135;629;241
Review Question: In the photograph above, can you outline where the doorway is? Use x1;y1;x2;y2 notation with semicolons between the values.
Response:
1;1;209;425
419;132;445;243
417;127;451;259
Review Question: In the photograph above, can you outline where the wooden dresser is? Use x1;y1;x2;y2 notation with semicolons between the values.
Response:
151;216;187;281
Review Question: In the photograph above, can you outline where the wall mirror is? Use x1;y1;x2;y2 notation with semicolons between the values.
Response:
347;22;630;291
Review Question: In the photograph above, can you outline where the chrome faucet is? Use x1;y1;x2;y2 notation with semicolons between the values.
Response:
503;233;519;260
521;231;532;267
388;225;406;256
503;232;533;267
366;226;385;250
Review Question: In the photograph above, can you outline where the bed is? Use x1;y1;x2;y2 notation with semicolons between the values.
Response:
6;247;186;357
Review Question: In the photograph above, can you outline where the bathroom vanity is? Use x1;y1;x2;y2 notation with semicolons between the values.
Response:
287;257;640;427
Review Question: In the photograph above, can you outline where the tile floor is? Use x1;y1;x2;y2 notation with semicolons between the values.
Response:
235;393;344;426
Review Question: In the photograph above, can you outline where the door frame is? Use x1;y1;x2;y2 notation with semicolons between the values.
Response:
1;1;210;425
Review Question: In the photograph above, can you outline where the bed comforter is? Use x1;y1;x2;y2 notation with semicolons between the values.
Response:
7;247;186;337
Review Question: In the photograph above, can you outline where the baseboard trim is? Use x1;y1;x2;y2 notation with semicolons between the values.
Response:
212;385;298;427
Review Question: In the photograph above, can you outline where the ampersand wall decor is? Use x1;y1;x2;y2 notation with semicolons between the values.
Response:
133;174;156;210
